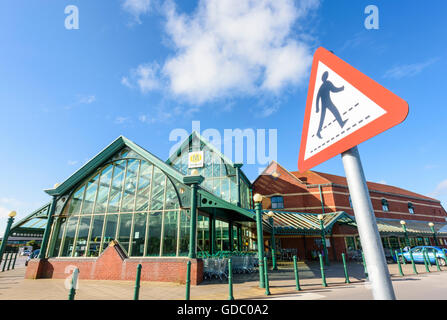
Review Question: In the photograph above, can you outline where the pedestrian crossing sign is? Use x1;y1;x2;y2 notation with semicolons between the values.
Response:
298;47;409;172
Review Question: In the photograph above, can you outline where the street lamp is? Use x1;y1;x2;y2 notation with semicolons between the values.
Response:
267;211;277;271
318;214;329;266
400;220;410;248
0;211;17;264
253;193;265;288
428;222;438;246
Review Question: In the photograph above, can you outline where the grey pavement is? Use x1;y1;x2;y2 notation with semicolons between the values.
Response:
0;260;446;300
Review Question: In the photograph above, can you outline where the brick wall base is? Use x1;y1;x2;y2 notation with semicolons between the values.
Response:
25;242;203;285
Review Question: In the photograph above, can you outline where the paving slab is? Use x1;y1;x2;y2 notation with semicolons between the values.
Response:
0;262;444;300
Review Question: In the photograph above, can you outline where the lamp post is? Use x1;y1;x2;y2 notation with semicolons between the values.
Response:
318;214;329;266
253;193;265;288
400;220;410;248
428;222;438;246
0;211;16;264
267;211;277;271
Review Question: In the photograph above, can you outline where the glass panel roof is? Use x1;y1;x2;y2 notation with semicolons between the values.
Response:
11;203;50;234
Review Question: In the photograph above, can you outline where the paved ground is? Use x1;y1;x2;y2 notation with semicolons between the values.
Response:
0;260;446;300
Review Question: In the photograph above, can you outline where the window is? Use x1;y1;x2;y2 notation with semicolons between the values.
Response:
348;195;352;208
408;202;414;214
345;236;356;251
51;156;185;258
271;196;284;209
381;199;389;212
168;135;251;208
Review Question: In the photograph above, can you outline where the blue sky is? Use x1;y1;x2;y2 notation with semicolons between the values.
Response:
1;0;447;234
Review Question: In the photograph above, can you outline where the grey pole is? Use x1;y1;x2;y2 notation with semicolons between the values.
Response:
341;146;396;300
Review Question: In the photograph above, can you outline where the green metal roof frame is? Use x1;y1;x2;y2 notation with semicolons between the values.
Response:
10;202;51;234
45;136;187;197
197;188;256;221
257;210;356;235
165;131;252;187
375;217;447;237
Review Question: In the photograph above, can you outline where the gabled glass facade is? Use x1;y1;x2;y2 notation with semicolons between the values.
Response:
48;149;191;258
169;135;252;209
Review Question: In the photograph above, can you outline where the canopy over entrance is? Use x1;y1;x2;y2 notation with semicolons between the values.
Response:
9;203;50;238
376;218;447;237
257;210;356;235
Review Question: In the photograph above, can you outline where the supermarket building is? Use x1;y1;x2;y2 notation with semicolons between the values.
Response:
9;133;447;284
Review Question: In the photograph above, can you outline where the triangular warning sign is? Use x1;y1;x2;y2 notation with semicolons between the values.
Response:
298;47;409;172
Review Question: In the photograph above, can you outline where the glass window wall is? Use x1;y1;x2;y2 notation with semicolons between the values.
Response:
50;156;187;258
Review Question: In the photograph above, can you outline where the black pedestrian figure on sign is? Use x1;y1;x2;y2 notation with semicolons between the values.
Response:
316;71;348;139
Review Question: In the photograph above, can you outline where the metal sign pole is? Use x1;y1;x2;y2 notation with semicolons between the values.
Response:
341;146;396;300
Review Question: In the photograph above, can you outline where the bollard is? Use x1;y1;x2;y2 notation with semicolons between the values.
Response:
12;252;18;270
395;250;404;276
361;251;368;280
263;257;271;296
434;251;441;272
318;254;327;287
228;258;234;300
7;252;13;271
185;260;191;300
293;256;302;291
443;249;447;269
342;253;350;284
399;248;406;265
425;249;432;267
422;250;430;272
409;249;418;275
134;264;142;300
272;249;277;271
68;268;79;300
2;252;10;272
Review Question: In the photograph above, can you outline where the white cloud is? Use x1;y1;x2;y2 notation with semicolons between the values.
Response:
115;116;131;124
121;76;132;88
160;0;318;104
79;95;96;104
64;94;96;110
67;160;79;166
122;0;319;110
0;207;10;218
138;105;185;124
122;63;160;93
429;179;447;208
136;63;160;93
384;58;438;79
430;179;447;197
122;0;151;22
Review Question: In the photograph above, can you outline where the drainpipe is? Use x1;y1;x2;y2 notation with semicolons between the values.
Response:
209;210;216;255
318;185;325;214
183;173;205;259
234;164;242;207
229;221;234;251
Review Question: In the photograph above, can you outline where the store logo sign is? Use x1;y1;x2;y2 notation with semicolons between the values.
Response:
188;151;204;168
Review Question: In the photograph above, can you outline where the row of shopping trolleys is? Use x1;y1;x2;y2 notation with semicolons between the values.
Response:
203;256;259;280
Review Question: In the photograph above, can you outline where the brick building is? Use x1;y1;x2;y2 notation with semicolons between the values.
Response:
253;161;447;262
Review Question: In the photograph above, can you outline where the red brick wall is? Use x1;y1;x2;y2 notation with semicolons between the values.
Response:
25;244;203;285
254;167;447;223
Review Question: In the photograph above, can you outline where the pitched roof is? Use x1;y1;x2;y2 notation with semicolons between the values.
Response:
45;136;186;196
292;170;439;202
166;131;252;186
253;161;308;195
